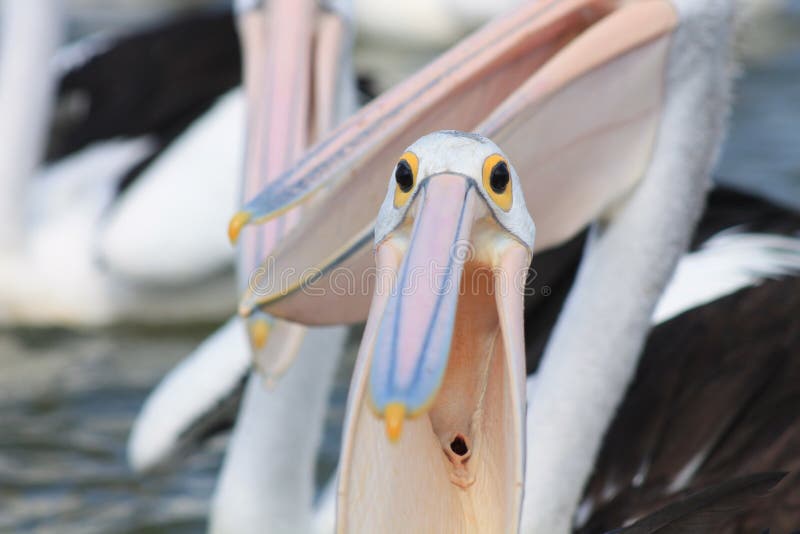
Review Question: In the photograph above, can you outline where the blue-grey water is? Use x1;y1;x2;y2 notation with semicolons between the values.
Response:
0;328;219;532
718;52;800;210
2;7;800;534
0;326;355;532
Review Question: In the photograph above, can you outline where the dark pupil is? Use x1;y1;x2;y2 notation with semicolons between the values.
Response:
490;161;510;194
395;160;414;192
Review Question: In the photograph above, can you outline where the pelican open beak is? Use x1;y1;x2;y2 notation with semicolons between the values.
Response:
337;132;533;532
234;0;354;376
232;0;677;328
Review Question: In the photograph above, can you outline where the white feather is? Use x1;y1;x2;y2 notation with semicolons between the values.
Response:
0;0;62;249
209;326;349;534
0;132;238;325
0;3;242;325
0;138;152;325
52;31;113;74
313;475;338;534
128;317;250;472
654;231;800;323
99;89;244;284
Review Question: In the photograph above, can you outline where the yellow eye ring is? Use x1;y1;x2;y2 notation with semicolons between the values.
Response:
393;151;419;208
482;154;512;211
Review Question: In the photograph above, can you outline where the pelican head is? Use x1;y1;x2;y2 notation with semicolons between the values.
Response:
338;130;534;533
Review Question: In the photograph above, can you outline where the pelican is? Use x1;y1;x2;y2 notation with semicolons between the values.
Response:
213;0;359;528
229;0;735;530
0;1;243;325
332;130;534;531
126;1;358;532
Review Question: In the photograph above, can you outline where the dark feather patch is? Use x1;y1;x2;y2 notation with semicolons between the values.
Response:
579;274;800;533
46;8;241;162
607;473;786;534
518;188;800;532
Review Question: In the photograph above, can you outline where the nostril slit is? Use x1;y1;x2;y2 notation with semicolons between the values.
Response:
450;435;469;456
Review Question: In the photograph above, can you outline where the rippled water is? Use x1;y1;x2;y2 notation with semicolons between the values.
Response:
0;323;357;533
2;8;800;534
0;327;218;532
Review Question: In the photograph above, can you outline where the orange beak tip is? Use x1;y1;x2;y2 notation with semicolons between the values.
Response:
384;402;406;443
248;318;271;350
228;211;252;244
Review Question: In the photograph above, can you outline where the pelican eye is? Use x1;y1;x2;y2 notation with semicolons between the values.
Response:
482;153;512;211
393;151;419;208
395;160;414;192
490;161;510;194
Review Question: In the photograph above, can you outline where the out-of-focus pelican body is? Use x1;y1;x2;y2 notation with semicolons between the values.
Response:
0;1;242;325
207;0;357;532
128;9;358;533
230;0;734;531
0;0;62;250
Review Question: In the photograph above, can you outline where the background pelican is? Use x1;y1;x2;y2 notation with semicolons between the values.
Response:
211;1;356;531
129;1;358;532
0;0;244;325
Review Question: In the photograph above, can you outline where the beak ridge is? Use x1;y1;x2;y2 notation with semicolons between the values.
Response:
368;176;479;435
